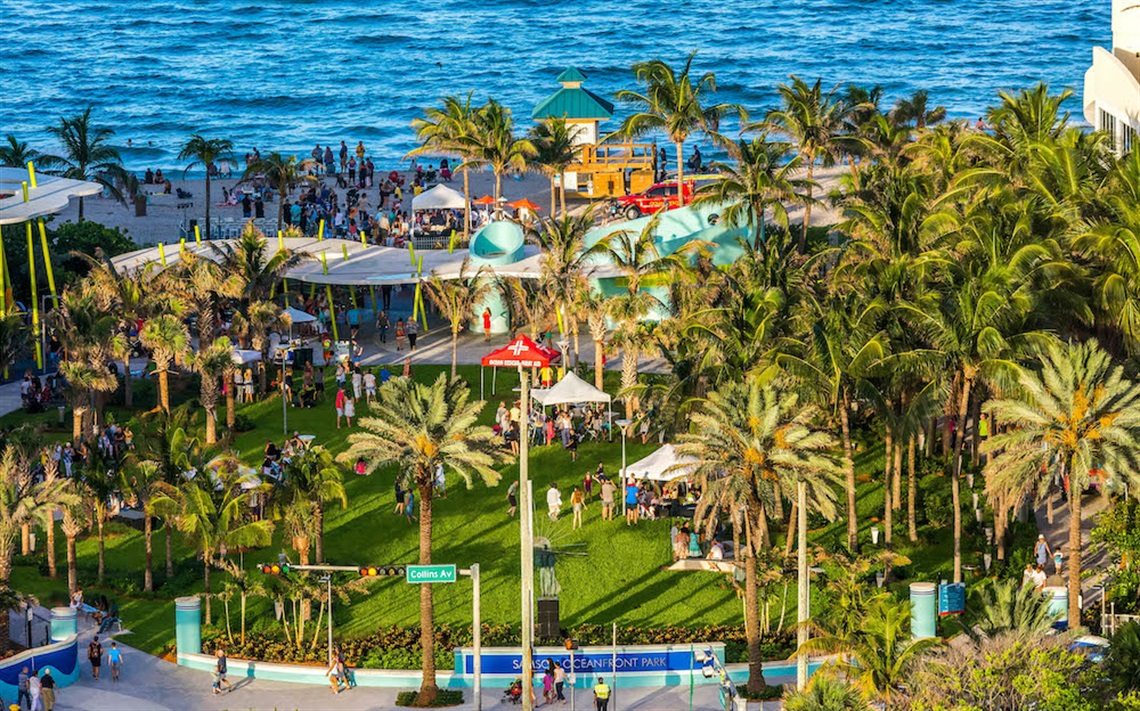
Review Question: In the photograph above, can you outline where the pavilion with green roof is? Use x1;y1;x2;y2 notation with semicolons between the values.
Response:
531;67;615;146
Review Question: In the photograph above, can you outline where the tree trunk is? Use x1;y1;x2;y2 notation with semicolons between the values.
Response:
278;194;286;234
907;438;918;542
559;179;567;218
20;523;29;556
159;370;170;413
840;393;857;553
884;422;893;528
46;512;57;578
744;553;762;694
165;520;174;578
204;554;212;626
773;482;784;522
226;376;236;430
462;168;471;239
494;171;502;202
796;480;809;691
315;507;325;564
674;141;685;211
123;355;133;408
784;499;797;560
969;392;982;468
893;439;903;511
241;594;247;645
951;372;973;583
620;344;638;419
78;196;86;222
142;512;154;592
593;335;605;391
97;519;105;584
451;330;459;378
66;534;77;595
414;481;439;706
995;491;1008;562
72;407;84;442
800;160;814;251
549;176;557;217
205;403;217;444
1068;461;1082;627
884;454;893;549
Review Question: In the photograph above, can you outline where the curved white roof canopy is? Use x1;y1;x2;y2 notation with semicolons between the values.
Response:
0;166;104;225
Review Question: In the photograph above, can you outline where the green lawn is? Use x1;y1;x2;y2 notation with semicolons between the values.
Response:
4;364;980;656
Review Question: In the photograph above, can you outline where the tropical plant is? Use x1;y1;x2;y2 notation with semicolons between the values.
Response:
151;457;273;625
43;108;129;220
784;672;872;711
459;100;536;200
891;89;947;130
425;259;489;377
0;447;75;585
242;152;317;232
140;314;191;414
615;51;741;200
955;578;1062;642
0;135;40;168
529;117;582;216
210;223;304;305
1105;621;1140;695
984;339;1140;626
53;286;118;439
75;447;120;584
119;459;165;591
280;446;346;564
231;299;287;399
408;93;480;236
190;337;235;444
338;374;513;705
531;207;606;365
675;378;841;694
765;77;847;249
178;134;234;239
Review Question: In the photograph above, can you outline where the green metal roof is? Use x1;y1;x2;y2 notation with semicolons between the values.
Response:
532;85;614;121
556;67;588;83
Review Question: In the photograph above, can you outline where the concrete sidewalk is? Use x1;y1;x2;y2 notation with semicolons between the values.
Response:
56;638;753;711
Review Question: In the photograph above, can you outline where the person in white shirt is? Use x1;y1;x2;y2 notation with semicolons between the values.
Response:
707;540;725;561
1032;565;1048;591
363;370;377;404
352;369;363;400
546;482;562;521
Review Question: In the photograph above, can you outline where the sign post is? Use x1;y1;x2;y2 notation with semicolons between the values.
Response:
460;565;482;711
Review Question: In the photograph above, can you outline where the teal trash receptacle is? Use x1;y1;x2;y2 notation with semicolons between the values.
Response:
50;606;77;642
1044;586;1068;628
174;596;202;656
910;582;938;639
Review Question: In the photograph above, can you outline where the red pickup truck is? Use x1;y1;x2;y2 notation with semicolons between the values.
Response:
615;180;695;221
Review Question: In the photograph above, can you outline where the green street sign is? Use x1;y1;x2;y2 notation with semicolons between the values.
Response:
406;564;457;584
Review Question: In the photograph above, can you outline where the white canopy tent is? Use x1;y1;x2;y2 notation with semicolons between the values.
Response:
411;184;467;211
232;349;261;365
283;307;317;324
620;444;698;482
531;371;612;431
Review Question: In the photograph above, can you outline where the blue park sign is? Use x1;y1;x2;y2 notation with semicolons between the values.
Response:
454;644;725;676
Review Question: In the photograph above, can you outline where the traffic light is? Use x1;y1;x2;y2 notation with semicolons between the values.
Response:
259;562;290;575
359;565;405;578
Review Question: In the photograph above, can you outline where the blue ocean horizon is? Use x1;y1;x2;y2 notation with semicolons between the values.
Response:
0;0;1110;172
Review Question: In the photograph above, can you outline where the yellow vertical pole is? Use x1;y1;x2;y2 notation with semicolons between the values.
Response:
317;220;325;241
179;238;186;256
277;230;288;295
158;243;167;267
25;162;37;189
36;220;56;297
448;229;456;254
321;252;338;342
26;223;42;369
409;242;416;266
194;224;202;246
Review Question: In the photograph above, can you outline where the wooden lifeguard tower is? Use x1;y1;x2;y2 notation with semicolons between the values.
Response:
531;68;657;199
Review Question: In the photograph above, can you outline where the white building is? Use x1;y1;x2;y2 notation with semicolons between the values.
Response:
1084;0;1140;154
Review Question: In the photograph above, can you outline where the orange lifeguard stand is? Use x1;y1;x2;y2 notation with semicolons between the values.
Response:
531;68;656;199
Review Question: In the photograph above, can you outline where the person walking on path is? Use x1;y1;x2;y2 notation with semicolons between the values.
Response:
406;317;419;352
326;657;343;694
547;481;562;521
404;489;417;524
87;636;103;680
1035;534;1052;567
600;478;616;521
395;318;406;351
40;669;56;711
482;308;492;342
28;671;42;711
571;487;586;530
342;393;356;428
593;677;611;711
376;311;390;343
1053;546;1064;577
335;386;347;429
109;641;123;682
213;648;233;694
624;479;639;526
18;666;31;707
542;665;555;705
553;661;567;703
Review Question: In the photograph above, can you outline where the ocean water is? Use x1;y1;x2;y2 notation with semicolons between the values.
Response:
0;0;1110;173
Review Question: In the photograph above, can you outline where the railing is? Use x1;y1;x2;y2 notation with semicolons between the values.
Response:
1102;605;1140;636
574;143;656;170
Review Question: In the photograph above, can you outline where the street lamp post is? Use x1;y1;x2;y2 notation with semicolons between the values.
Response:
40;294;61;375
320;575;333;665
615;419;632;518
519;366;536;711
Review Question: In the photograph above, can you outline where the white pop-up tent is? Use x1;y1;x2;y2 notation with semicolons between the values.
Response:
283;307;318;341
531;371;612;430
232;349;261;365
411;183;467;211
620;444;698;482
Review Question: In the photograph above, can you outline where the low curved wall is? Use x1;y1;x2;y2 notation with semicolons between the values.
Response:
0;635;79;700
469;222;525;267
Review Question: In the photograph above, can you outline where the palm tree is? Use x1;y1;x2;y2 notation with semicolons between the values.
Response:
891;89;947;130
242;152;317;233
338;374;513;705
529;117;581;216
460;100;536;201
799;596;940;702
0;135;40;168
152;459;274;625
765;77;847;249
955;578;1061;642
76;448;119;584
408;93;481;238
140;314;190;414
783;673;872;711
178;253;242;348
210;223;304;305
615;51;741;202
232;299;287;398
280;446;346;564
190;337;235;444
695;135;812;249
178;134;234;239
581;292;609;391
0;316;29;377
43;108;128;220
217;559;264;645
134;411;198;578
0;447;75;585
983;340;1140;625
54;287;118;439
532;207;605;366
425;259;489;377
60;498;88;595
675;378;841;694
120;460;165;592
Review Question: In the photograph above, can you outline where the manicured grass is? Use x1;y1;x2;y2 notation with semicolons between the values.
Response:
4;364;978;656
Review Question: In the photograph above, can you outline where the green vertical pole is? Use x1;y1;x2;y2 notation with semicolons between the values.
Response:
321;252;338;342
36;219;56;297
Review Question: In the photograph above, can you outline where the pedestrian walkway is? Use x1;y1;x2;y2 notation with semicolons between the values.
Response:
1033;486;1111;605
